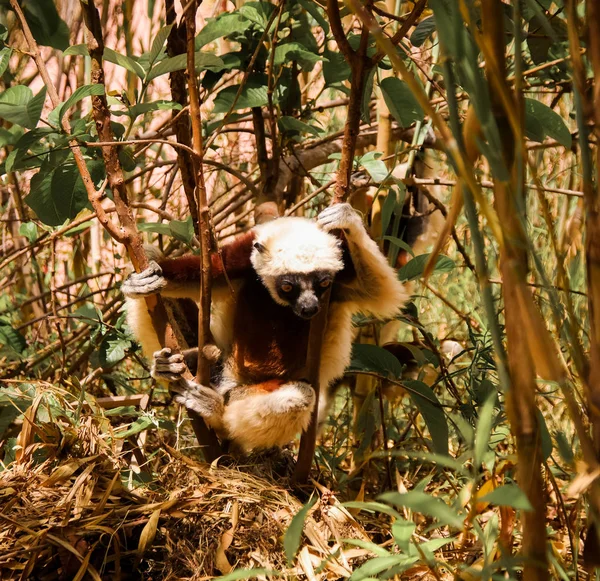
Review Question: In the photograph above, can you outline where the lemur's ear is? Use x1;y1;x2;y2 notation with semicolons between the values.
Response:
253;241;266;253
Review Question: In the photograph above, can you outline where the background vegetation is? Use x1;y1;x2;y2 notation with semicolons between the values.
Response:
0;0;596;579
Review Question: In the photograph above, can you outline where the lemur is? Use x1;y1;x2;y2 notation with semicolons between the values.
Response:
122;203;408;452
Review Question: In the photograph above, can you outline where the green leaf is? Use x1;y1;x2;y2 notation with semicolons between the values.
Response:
524;98;571;148
398;253;455;281
99;332;132;366
379;490;464;529
349;555;417;581
114;416;153;439
323;48;351;86
63;44;89;57
104;47;146;78
116;100;182;119
146;52;225;81
138;222;172;237
380;77;424;127
403;379;449;455
21;0;70;51
361;67;376;124
0;322;27;354
148;24;173;66
392;518;416;552
410;16;436;47
213;83;269;114
284;496;317;564
169;217;195;245
297;0;329;33
196;13;251;49
479;484;533;511
238;2;277;29
384;236;415;257
349;344;404;378
361;155;389;182
0;86;46;129
474;391;496;469
25;160;103;227
0;47;12;76
342;501;402;519
278;116;322;137
274;42;323;71
537;409;553;461
18;222;38;243
58;84;105;124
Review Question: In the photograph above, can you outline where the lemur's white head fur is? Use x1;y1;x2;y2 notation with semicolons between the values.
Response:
251;217;343;278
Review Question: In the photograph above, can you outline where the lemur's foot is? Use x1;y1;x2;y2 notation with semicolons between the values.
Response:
152;348;225;424
317;203;363;234
121;261;166;298
202;344;222;363
152;347;187;382
170;379;225;423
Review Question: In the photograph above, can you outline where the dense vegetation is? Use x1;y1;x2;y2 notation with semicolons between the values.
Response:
0;0;597;579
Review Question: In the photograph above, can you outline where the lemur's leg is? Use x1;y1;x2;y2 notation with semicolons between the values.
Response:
317;203;408;318
223;381;316;452
152;348;225;431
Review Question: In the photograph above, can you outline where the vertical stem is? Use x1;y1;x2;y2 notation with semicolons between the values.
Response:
293;0;372;484
481;2;548;578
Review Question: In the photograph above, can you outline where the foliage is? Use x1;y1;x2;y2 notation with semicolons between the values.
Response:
0;0;595;579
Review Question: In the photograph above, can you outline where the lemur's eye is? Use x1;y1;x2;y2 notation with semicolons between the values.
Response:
320;279;331;288
281;283;293;293
253;241;266;253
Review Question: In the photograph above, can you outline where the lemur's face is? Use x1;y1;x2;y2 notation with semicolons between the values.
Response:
274;271;334;319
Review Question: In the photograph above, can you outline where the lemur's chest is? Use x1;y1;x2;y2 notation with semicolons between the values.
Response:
232;277;310;382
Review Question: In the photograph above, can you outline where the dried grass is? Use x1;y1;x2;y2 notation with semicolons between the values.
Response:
0;385;382;580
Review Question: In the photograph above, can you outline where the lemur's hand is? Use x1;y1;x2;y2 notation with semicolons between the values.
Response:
151;347;187;382
152;348;224;427
317;203;364;237
121;261;167;298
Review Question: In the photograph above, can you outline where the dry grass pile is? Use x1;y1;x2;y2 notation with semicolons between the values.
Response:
0;385;379;580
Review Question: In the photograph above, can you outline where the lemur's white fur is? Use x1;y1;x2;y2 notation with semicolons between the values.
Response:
125;204;408;451
251;217;344;276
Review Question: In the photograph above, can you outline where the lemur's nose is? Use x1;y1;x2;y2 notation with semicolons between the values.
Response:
300;304;319;319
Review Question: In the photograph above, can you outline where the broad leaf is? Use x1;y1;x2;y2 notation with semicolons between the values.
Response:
410;16;436;47
323;48;351;86
279;116;322;137
99;332;133;366
58;84;105;123
0;86;46;129
479;484;533;511
379;490;464;528
349;344;404;378
115;100;183;119
398;253;455;281
21;0;69;51
148;24;173;66
525;98;572;148
195;13;251;49
104;47;146;78
0;322;27;354
146;52;225;80
213;83;269;114
0;47;12;76
380;77;424;127
403;379;449;455
25;160;104;227
274;42;323;71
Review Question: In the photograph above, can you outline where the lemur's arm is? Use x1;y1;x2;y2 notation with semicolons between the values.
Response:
121;230;255;300
318;203;408;319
